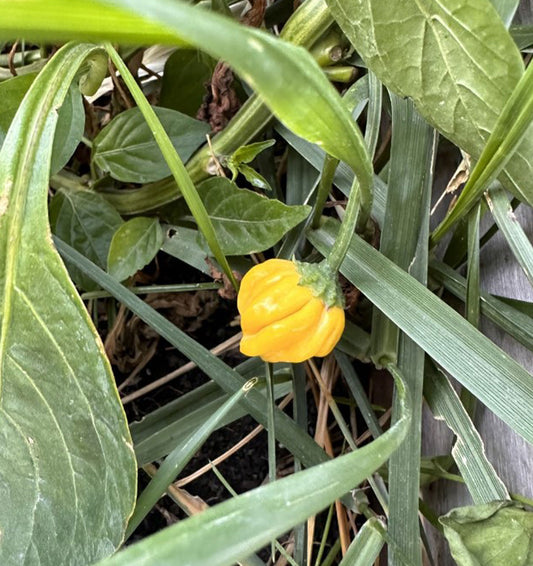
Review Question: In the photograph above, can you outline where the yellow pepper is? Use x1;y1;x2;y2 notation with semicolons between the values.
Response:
238;258;345;363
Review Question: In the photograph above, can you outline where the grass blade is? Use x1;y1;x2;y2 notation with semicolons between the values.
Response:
486;187;533;287
424;363;509;504
309;220;533;445
93;367;411;566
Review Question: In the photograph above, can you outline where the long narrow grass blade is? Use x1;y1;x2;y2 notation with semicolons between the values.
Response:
53;237;329;468
424;363;509;504
429;260;533;351
309;220;533;445
338;518;386;566
486;187;533;287
92;368;411;566
104;44;237;289
126;380;253;537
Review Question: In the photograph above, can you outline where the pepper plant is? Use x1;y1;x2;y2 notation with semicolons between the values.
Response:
0;0;533;565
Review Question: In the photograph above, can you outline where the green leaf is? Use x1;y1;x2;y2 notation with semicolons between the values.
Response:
0;42;136;566
0;0;374;214
440;501;533;566
326;0;533;207
161;225;211;274
126;381;252;537
338;518;386;566
108;216;164;281
229;139;276;168
0;73;36;149
159;49;216;117
424;363;509;504
50;83;85;175
49;188;124;291
0;74;84;175
309;219;533;446
235;162;273;191
195;177;310;255
92;106;210;183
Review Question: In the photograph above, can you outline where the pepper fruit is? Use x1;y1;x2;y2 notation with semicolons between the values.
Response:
238;258;345;363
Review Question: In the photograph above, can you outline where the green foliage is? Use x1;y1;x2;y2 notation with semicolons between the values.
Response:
92;106;210;183
107;217;164;281
50;188;124;290
159;49;216;116
441;501;533;565
0;42;136;566
0;0;532;564
195;177;310;255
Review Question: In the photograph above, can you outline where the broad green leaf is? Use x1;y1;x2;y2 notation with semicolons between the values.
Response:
50;83;85;175
0;42;136;566
0;73;36;148
0;0;186;45
440;501;533;565
309;219;533;445
195;177;310;255
49;188;124;291
93;367;411;566
108;217;164;281
0;74;84;175
159;49;216;117
92;106;210;183
326;0;533;207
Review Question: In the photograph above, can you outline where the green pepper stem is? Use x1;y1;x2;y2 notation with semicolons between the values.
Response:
327;176;363;273
312;154;339;229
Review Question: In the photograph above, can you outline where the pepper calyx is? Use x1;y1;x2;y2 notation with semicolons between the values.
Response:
295;259;345;309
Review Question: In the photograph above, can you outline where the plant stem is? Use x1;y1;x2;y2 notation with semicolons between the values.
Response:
326;176;363;273
312;154;339;229
104;43;238;291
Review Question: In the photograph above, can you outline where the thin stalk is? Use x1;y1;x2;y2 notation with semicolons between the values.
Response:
312;154;339;229
314;504;335;566
327;177;363;273
81;282;221;300
104;43;238;290
266;361;277;560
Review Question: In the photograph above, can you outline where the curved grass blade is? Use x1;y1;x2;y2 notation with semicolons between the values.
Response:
104;44;237;290
486;187;533;287
126;380;254;538
309;219;533;445
424;362;509;504
0;0;373;221
0;42;136;565
93;370;411;566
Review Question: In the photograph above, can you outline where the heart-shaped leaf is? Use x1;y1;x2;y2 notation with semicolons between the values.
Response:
326;0;533;206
